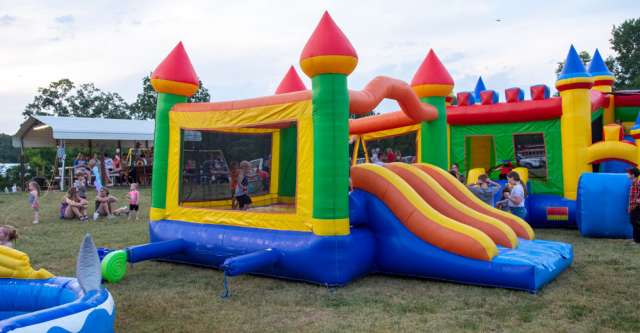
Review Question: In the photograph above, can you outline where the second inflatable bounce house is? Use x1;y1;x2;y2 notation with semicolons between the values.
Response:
101;12;574;293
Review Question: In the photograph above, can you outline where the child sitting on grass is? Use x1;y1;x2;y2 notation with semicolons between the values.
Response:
0;225;18;248
126;183;140;220
94;188;117;220
28;181;40;224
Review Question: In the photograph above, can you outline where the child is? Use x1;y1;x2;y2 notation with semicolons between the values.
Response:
450;164;466;183
506;171;527;219
126;183;140;220
493;160;514;180
467;174;501;206
229;162;239;209
235;161;252;210
74;174;88;199
87;159;103;192
0;225;17;248
94;188;117;220
496;187;511;211
28;181;40;224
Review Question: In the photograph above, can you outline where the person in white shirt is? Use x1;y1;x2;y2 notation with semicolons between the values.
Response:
506;171;527;220
103;154;115;173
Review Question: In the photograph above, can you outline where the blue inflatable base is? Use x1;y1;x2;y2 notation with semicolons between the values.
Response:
127;190;573;292
527;194;577;228
0;277;115;333
357;191;573;292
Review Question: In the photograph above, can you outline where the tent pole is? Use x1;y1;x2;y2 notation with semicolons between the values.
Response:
19;138;25;191
60;140;65;191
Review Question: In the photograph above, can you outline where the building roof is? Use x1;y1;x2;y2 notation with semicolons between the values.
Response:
13;116;155;148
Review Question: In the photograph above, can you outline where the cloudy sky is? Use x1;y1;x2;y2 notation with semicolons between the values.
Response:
1;0;638;134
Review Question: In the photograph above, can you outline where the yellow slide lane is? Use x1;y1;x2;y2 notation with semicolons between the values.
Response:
385;163;518;248
414;163;534;240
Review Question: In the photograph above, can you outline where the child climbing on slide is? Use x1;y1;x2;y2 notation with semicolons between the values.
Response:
0;225;18;248
27;181;40;224
235;161;252;210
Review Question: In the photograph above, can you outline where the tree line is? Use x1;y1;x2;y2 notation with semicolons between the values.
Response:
22;75;211;119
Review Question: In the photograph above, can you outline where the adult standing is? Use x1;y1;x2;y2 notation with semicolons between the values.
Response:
627;167;640;243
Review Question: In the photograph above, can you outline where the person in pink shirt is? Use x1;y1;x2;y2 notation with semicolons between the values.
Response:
126;183;140;220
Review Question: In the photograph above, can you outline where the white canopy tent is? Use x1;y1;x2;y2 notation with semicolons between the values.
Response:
13;116;154;149
12;116;155;190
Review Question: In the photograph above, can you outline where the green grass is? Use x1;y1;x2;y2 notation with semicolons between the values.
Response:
2;189;640;332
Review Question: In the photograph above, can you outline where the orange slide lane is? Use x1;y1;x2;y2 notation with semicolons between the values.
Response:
414;163;535;240
348;76;437;133
384;163;518;248
351;164;498;261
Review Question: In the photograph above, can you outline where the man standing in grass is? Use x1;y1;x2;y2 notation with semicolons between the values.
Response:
627;167;640;243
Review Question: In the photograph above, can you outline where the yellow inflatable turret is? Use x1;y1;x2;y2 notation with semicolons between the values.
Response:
0;245;54;279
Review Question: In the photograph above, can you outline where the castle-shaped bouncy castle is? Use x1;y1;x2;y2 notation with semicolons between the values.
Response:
96;11;640;292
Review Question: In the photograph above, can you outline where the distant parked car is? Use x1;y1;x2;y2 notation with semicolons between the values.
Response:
518;156;546;169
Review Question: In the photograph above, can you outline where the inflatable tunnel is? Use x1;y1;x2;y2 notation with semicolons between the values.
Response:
576;173;633;238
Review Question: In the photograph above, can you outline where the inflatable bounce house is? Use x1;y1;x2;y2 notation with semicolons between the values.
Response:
0;235;115;333
350;46;640;238
100;12;573;293
446;46;640;238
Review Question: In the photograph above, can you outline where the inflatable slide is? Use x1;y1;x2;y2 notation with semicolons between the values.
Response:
350;163;572;291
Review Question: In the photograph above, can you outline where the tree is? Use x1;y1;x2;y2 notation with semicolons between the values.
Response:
23;79;75;117
129;74;211;120
23;79;131;119
66;83;130;119
0;134;20;163
610;18;640;89
555;51;592;77
128;75;156;120
188;80;211;103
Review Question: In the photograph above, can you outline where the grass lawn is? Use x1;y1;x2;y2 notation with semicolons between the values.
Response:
1;188;640;332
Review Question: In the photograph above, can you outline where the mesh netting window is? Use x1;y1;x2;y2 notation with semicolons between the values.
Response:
365;132;417;163
513;133;547;180
180;129;273;205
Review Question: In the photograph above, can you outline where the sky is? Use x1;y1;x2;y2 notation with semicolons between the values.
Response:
1;0;639;134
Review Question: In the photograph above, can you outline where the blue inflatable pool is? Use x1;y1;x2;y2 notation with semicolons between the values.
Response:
0;277;114;333
0;234;115;333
